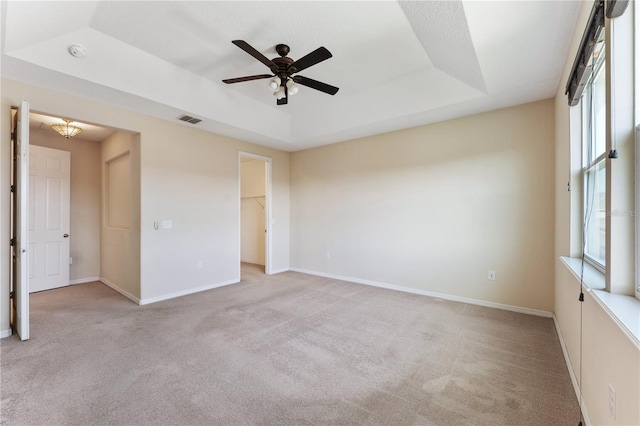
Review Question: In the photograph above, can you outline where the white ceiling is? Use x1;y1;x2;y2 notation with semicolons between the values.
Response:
29;112;115;142
1;1;581;152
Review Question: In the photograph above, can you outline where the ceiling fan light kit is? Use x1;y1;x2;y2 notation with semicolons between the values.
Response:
223;40;339;105
286;79;298;96
274;86;286;100
269;76;281;90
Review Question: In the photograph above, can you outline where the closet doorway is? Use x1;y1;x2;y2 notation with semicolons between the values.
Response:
238;152;272;276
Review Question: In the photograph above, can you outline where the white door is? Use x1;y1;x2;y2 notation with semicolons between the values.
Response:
13;101;29;340
28;145;71;293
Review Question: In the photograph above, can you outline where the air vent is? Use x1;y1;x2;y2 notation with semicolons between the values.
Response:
177;114;202;125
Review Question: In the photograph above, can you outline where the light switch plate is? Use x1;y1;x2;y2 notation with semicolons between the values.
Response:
162;220;172;229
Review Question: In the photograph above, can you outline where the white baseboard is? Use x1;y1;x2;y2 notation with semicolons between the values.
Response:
69;276;100;285
289;267;553;318
99;277;141;305
269;267;290;275
138;278;240;306
0;328;13;338
552;314;591;426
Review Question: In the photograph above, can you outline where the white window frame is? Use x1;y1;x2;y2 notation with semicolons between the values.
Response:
581;50;607;274
634;0;640;301
633;125;640;300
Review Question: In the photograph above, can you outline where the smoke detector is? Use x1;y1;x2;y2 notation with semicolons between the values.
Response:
67;44;86;58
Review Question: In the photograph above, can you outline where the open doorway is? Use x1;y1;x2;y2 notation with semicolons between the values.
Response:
9;105;141;340
27;111;141;302
26;112;111;292
238;152;272;277
25;112;113;293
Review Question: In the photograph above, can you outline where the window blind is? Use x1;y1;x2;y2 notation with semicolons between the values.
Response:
565;0;605;106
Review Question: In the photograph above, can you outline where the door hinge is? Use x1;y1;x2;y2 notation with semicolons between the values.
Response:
9;238;16;247
9;291;14;299
10;185;15;193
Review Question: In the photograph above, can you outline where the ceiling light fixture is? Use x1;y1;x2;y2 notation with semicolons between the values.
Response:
269;76;281;90
51;119;83;139
274;85;286;100
286;79;298;96
271;78;298;100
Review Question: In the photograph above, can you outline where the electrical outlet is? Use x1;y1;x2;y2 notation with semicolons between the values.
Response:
488;270;496;281
609;384;616;419
197;260;203;270
325;251;331;260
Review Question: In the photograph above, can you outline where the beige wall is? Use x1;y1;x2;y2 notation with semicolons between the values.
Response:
556;266;640;425
241;159;266;265
101;131;141;300
291;99;556;312
1;78;291;333
553;2;640;425
241;159;266;198
138;119;290;301
29;128;101;283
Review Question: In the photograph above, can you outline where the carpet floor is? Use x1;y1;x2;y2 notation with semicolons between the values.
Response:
1;263;579;425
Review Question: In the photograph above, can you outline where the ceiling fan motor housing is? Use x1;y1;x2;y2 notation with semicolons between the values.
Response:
271;52;295;83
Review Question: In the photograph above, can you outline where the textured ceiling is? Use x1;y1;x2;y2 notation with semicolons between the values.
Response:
1;1;581;151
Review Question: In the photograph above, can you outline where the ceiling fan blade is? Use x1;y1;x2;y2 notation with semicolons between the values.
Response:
292;75;339;95
288;47;332;73
232;40;277;72
222;74;273;84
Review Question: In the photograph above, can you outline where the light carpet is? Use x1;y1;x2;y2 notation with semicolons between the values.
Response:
1;263;579;425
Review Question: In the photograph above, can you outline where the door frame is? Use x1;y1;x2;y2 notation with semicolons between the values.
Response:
238;151;272;276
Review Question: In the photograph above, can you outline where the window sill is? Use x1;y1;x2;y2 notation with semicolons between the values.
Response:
560;257;640;349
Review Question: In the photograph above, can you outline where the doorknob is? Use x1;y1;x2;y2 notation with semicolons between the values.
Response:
63;234;69;238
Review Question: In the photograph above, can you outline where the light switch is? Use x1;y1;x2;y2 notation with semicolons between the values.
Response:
162;220;172;229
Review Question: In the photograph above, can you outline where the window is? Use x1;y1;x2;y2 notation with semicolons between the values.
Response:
635;0;640;301
636;124;640;300
581;39;606;271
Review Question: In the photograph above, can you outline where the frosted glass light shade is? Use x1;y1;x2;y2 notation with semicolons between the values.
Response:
286;79;298;96
274;86;286;100
269;76;281;90
273;86;285;99
51;120;82;138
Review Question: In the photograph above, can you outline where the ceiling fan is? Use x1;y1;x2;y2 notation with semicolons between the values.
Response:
222;40;339;105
